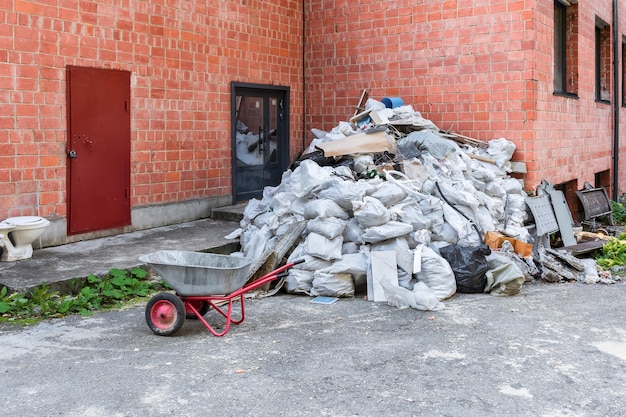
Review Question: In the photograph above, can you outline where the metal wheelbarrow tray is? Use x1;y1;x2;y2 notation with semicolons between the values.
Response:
139;250;302;337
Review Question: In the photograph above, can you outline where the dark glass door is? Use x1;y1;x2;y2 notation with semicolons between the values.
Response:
232;83;289;203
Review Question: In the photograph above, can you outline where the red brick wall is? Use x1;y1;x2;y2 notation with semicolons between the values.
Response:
305;0;626;194
1;0;304;221
532;1;623;194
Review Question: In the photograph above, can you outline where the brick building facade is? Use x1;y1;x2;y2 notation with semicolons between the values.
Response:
2;0;625;246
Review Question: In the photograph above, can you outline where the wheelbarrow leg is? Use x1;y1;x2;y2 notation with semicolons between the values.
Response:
185;294;246;337
205;294;245;325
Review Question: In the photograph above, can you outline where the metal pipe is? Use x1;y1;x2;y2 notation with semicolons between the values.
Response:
302;0;307;154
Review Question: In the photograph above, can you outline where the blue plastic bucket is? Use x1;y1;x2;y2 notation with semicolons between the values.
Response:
381;97;404;108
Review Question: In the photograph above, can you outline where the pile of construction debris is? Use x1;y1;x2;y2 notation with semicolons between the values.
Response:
226;97;611;311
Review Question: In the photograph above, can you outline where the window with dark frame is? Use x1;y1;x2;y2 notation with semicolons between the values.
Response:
554;0;578;97
595;17;611;103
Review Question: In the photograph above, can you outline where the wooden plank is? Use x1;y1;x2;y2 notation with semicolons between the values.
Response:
440;132;489;149
354;89;368;117
316;131;390;157
244;221;306;295
466;153;496;164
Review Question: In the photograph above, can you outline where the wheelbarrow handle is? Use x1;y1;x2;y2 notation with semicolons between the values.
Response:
291;258;305;265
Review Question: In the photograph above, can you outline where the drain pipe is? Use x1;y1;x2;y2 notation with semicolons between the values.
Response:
613;0;620;201
301;0;307;154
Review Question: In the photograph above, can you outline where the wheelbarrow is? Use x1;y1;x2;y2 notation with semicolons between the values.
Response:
139;250;302;337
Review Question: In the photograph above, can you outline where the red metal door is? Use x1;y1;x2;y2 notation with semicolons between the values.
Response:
66;66;131;235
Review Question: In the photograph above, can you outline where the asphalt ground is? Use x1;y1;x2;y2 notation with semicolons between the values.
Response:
1;215;626;416
1;279;626;416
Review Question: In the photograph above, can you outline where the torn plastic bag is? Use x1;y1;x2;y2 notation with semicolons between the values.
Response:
307;217;347;239
304;232;343;261
381;280;444;311
484;252;525;296
414;245;457;300
439;244;491;294
311;272;354;298
353;196;391;228
285;269;314;295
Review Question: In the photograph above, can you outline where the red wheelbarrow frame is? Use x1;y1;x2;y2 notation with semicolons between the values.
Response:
151;259;303;337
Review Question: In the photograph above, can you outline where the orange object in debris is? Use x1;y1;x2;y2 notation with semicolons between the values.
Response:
484;231;533;258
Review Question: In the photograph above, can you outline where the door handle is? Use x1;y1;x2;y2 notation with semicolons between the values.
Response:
68;150;77;158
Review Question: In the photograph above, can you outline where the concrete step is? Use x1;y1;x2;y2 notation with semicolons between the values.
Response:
210;203;246;222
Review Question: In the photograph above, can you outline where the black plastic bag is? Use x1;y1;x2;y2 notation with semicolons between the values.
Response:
439;244;492;294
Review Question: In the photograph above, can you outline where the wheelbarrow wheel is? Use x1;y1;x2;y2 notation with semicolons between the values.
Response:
145;293;185;336
185;300;210;319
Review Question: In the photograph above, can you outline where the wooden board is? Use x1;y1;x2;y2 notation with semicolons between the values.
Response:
316;131;390;157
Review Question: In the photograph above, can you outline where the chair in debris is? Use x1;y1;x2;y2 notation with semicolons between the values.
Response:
575;183;623;236
525;181;606;256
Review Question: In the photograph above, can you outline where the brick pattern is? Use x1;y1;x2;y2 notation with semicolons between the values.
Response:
305;0;626;193
532;1;618;191
1;0;303;219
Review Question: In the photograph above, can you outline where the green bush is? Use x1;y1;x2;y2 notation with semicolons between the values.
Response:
0;267;169;325
611;201;626;225
593;235;626;270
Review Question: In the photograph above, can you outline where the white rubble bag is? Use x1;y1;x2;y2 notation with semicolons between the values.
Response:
303;232;343;261
285;269;314;295
362;221;413;244
307;217;347;239
353;196;391;228
381;280;444;311
311;272;354;298
413;245;457;300
288;243;333;271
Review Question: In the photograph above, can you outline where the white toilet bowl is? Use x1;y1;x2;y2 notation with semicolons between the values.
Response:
0;216;50;262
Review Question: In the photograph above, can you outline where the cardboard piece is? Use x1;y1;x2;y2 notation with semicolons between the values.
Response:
316;131;390;157
484;231;533;258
